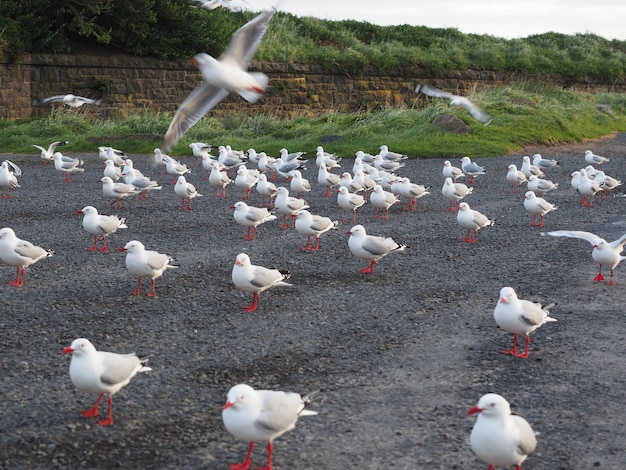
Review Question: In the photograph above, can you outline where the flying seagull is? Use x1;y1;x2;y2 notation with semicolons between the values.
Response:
162;9;275;151
32;94;101;108
415;84;492;125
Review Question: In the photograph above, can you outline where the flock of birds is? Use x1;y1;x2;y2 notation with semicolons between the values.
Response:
15;6;625;470
2;132;624;468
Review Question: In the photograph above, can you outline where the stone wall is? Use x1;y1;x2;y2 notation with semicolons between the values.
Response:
2;52;625;120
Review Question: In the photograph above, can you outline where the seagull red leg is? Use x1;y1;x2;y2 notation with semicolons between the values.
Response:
81;392;103;418
147;279;158;297
279;215;288;229
359;260;376;274
100;237;109;253
98;396;114;426
301;235;312;251
87;236;99;251
129;277;142;295
312;236;321;251
514;334;531;359
257;441;273;470
230;442;254;470
593;265;605;282
242;292;260;312
502;333;519;356
537;215;545;228
606;268;615;286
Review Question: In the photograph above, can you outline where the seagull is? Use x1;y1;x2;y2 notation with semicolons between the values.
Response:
0;160;21;199
53;152;84;183
340;172;365;194
415;84;492;125
103;159;122;181
520;156;545;179
442;160;465;181
164;156;191;184
100;176;140;209
256;174;277;208
294;209;338;251
317;163;341;198
231;201;277;240
76;206;127;253
541;230;626;285
594;170;622;199
370;184;400;220
231;253;292;312
577;168;601;207
162;10;275;150
33;94;101;108
122;168;162;200
468;393;537;469
337;186;366;224
174;175;202;210
346;224;406;274
442;177;473;212
506;164;527;193
0;227;54;287
62;338;151;427
456;202;495;243
584;149;610;166
290;170;311;198
235;165;259;200
459;157;486;184
398;177;429;211
32;140;68;164
494;286;557;358
222;383;317;469
523;191;557;227
315;146;341;169
532;153;559;171
101;146;128;166
378;145;408;161
191;0;243;11
209;162;233;198
527;175;558;196
119;240;177;297
275;187;309;229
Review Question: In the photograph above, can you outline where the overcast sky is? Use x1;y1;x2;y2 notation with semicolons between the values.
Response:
250;0;625;40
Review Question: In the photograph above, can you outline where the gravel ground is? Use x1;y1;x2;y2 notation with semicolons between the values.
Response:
0;134;625;469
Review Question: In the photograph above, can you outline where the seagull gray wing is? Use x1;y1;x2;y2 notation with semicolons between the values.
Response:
541;230;603;246
221;10;275;68
5;160;22;176
254;390;300;433
415;84;455;100
362;236;398;256
245;206;272;222
99;352;143;386
162;82;229;151
33;95;66;105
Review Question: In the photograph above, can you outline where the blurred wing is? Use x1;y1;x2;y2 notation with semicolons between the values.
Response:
34;95;66;105
416;84;454;99
162;82;229;151
542;230;603;246
221;10;275;68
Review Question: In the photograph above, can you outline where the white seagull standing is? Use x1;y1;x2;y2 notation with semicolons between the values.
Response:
442;160;464;181
0;160;21;199
468;393;537;470
346;224;406;274
256;173;277;208
523;191;557;227
370;184;399;220
0;227;53;287
32;140;68;164
456;202;495;243
294;209;338;251
584;149;610;166
532;153;559;172
520;156;545;179
63;338;151;427
337;186;366;224
231;253;292;312
577;168;601;207
76;205;127;253
442;177;473;212
275;187;309;229
100;176;139;209
162;10;275;150
541;230;626;285
416;84;492;125
459;157;486;184
494;286;557;358
119;240;177;297
231;201;277;240
527;175;558;196
53;152;84;183
506;164;527;193
175;175;202;210
222;383;317;469
209;162;233;198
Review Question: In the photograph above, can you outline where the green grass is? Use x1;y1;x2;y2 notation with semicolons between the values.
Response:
3;84;626;158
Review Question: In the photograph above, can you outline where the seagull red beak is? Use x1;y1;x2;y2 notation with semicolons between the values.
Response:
223;401;234;410
62;346;74;354
345;231;352;235
467;405;483;415
118;247;127;252
499;297;506;304
229;205;236;210
76;210;83;214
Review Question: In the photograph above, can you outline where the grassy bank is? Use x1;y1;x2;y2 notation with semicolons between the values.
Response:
2;84;626;158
